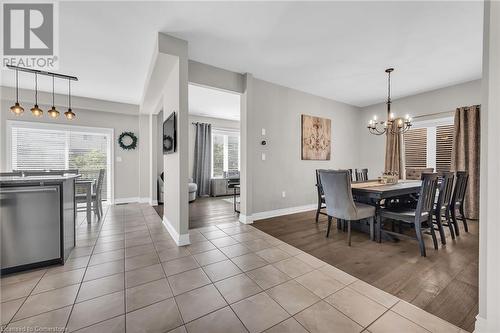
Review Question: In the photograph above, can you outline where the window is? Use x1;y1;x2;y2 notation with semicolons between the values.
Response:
211;129;240;178
8;121;113;200
403;117;454;173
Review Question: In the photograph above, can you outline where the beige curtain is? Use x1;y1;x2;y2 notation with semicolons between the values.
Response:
384;119;404;178
451;105;480;219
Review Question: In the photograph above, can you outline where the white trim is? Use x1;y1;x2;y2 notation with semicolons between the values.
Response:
252;204;317;221
114;197;140;204
474;315;488;332
150;199;158;206
238;214;254;224
139;197;151;204
162;216;190;246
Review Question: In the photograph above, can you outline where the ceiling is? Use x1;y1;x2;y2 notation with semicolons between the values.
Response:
189;84;240;121
0;1;483;107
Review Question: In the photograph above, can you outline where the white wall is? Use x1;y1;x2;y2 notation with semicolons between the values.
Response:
250;78;362;215
0;87;141;201
358;79;482;176
188;115;240;179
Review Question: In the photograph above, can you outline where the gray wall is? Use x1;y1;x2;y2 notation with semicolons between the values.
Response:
188;115;240;179
250;78;362;214
358;79;482;176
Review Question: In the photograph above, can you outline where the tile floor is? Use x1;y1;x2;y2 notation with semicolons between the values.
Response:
1;203;467;333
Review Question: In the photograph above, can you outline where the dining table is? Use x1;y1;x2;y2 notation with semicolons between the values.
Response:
76;179;94;223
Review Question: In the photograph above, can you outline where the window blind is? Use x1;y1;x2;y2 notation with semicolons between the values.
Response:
404;128;427;168
211;129;240;178
436;124;454;172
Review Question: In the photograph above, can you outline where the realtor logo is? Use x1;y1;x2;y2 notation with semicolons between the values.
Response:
2;2;59;69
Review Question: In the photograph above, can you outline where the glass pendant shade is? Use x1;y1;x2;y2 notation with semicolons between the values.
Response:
64;108;75;120
10;102;24;115
31;104;43;117
48;106;60;118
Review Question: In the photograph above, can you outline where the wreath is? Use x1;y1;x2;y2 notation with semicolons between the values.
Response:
118;132;138;150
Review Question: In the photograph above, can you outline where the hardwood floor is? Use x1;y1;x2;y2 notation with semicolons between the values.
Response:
154;196;238;229
253;210;479;332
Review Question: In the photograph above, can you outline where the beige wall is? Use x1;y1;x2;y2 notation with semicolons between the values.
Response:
358;79;482;177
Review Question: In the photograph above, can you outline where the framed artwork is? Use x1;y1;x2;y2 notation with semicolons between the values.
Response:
301;114;331;160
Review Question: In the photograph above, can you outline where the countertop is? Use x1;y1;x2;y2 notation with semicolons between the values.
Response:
0;174;81;184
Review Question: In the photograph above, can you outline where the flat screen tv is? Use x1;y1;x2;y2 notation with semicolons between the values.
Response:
163;111;176;154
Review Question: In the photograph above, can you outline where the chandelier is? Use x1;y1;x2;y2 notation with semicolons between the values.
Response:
367;68;412;135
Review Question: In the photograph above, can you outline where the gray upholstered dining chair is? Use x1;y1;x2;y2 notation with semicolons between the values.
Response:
379;173;439;257
315;169;328;223
450;171;469;235
319;170;376;245
434;172;455;243
355;168;368;182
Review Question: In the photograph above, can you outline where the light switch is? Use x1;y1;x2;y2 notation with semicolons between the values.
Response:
116;156;122;162
261;153;266;161
261;128;266;136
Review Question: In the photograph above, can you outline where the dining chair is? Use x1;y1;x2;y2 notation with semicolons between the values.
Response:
406;167;434;180
315;169;328;222
379;173;439;257
355;168;368;182
76;169;105;220
433;172;455;244
348;169;354;182
450;171;469;235
319;170;376;245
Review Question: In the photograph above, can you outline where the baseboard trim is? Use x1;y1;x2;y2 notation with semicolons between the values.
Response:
473;314;499;333
239;214;254;224
252;204;316;221
114;197;140;204
162;216;190;246
151;199;158;206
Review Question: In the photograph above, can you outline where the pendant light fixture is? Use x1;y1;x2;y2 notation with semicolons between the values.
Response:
64;78;76;120
47;75;60;118
10;69;24;115
30;73;43;117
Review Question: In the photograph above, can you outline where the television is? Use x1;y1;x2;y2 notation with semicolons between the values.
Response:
163;111;176;154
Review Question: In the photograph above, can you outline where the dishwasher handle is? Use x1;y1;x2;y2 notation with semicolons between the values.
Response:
0;187;59;194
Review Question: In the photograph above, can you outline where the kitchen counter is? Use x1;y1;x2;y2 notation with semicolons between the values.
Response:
1;175;79;274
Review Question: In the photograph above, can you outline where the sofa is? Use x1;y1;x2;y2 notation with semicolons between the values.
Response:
157;173;198;203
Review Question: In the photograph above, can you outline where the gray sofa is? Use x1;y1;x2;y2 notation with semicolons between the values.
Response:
157;174;198;203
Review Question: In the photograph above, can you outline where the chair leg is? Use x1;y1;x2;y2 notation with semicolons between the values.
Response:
451;206;460;236
369;217;374;241
415;227;427;257
347;220;352;246
445;209;456;240
429;222;438;250
326;216;333;238
435;213;446;245
459;204;469;232
377;216;382;243
315;203;321;223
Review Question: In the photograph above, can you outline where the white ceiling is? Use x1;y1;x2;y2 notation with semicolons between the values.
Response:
189;84;240;121
0;1;483;107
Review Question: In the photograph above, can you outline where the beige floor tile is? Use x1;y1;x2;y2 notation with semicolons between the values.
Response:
214;273;262;304
155;239;180;251
93;240;125;254
168;268;211;296
46;257;90;275
186;241;217;254
89;249;125;266
124;236;153;248
125;263;165;288
231;253;268;272
295;269;345;298
232;232;260;242
242;239;274;252
73;315;125;333
1;278;40;302
168;325;187;333
185;306;246;333
367;310;429;333
124;243;156;258
294;300;363;333
246;265;291;290
210;236;239;248
32;268;85;294
349;280;399;308
127;298;183;332
125;252;159;271
188;233;207;243
222;226;250;236
1;297;25;325
7;306;71;332
219;243;252;258
392;301;461;333
267;280;320;315
77;273;124;303
14;284;79;321
195;225;219;232
216;222;240;229
231;292;289;333
325;287;387;327
193;249;228;266
69;246;94;259
265;318;308;333
294;253;327;269
162;256;200;276
175;284;227;323
67;291;125;332
0;269;46;286
158;246;191;262
202;259;242;282
256;247;291;263
273;257;314;278
318;265;358;285
83;260;124;282
125;230;151;240
126;278;173;312
201;230;228;240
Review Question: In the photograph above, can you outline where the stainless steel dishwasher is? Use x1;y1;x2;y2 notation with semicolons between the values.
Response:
1;185;61;271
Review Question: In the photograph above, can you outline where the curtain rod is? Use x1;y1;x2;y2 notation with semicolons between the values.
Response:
411;110;454;119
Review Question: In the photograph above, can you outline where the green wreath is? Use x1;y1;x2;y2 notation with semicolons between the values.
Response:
118;132;138;150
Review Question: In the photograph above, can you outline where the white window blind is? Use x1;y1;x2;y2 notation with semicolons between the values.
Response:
211;129;240;178
404;128;427;168
436;124;454;172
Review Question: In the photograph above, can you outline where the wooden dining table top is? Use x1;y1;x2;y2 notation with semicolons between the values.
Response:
351;180;422;200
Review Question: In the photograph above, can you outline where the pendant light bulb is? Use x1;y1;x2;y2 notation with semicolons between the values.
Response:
48;75;59;118
31;73;43;117
10;69;24;115
64;78;76;120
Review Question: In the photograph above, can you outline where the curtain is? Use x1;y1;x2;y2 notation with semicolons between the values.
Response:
385;119;404;178
451;105;480;219
193;123;212;197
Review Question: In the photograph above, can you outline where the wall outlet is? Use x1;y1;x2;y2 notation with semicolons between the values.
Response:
261;153;266;161
262;128;266;136
281;191;286;198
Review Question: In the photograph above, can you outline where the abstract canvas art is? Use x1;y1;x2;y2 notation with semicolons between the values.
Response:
301;114;331;160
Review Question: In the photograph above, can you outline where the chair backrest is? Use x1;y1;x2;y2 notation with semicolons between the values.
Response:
315;169;328;197
95;169;105;198
415;173;439;219
0;171;22;177
355;168;368;182
452;171;469;205
347;169;353;182
406;167;434;180
436;172;454;210
319;170;357;220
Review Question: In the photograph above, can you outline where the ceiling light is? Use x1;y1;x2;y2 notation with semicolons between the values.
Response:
47;75;60;118
64;78;76;120
31;73;43;117
10;69;24;115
